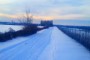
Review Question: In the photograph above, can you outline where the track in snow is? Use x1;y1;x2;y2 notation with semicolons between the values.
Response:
0;27;90;60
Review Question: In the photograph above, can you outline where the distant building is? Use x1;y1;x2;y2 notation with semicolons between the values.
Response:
41;20;53;26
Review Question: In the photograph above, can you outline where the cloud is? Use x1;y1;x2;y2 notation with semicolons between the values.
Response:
0;0;16;4
0;0;90;20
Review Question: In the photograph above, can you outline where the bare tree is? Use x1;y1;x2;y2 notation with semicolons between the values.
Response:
24;9;33;24
14;8;33;24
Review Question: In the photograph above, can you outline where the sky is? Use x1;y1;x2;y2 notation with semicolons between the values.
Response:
0;0;90;21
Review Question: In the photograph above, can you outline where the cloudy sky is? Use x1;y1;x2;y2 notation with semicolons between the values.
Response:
0;0;90;20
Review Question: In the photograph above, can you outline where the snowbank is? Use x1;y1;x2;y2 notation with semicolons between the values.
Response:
0;25;23;33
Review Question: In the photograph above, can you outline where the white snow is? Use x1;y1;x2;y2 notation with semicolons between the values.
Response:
0;28;47;51
38;27;90;60
0;27;90;60
0;25;23;33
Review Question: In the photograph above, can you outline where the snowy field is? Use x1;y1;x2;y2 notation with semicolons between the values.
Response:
0;27;90;60
0;25;23;33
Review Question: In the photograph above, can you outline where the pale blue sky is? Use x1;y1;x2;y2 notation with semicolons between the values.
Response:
0;0;90;20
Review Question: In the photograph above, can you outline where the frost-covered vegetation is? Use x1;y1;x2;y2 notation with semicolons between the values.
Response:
57;25;90;51
0;9;48;42
0;25;47;42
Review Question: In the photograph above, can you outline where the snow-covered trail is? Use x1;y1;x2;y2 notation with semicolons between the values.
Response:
0;27;53;60
38;27;90;60
0;27;90;60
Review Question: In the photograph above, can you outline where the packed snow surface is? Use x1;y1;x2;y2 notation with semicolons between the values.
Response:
0;27;90;60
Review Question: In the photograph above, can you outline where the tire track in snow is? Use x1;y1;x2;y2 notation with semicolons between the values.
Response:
1;27;90;60
9;27;52;60
0;27;53;60
38;27;90;60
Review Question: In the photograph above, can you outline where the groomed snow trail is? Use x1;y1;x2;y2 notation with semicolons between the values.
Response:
0;27;90;60
38;27;90;60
